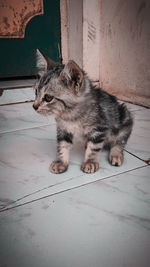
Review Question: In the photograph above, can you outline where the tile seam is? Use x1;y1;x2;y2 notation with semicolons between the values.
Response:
0;164;147;213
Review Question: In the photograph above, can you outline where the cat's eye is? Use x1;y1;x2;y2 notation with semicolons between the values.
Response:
44;94;54;102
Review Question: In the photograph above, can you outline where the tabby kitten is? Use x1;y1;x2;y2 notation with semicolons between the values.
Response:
33;50;133;174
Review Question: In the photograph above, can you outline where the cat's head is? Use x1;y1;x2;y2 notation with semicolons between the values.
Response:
33;50;85;117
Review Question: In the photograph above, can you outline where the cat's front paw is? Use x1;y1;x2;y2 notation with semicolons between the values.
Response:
50;160;68;174
81;161;99;173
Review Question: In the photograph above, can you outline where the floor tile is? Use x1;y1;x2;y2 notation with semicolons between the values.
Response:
0;88;34;105
0;166;149;267
0;102;55;133
126;107;150;162
120;101;146;112
0;124;146;210
0;79;36;89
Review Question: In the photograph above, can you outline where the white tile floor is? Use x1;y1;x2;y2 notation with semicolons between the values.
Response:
0;87;150;267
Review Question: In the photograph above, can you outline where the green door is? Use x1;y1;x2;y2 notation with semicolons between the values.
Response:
0;0;61;78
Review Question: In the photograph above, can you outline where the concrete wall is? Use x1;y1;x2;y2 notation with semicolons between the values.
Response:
60;0;150;107
60;0;83;67
83;0;100;81
99;0;150;107
61;0;100;82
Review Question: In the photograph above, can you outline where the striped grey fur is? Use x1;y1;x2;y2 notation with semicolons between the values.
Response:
33;51;133;173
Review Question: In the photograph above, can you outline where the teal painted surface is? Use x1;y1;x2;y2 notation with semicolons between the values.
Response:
0;0;61;78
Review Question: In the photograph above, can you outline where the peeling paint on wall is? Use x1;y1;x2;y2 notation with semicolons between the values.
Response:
0;0;43;38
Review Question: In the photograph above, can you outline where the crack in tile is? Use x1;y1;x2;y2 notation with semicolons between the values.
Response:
0;165;147;213
0;123;56;135
124;149;150;165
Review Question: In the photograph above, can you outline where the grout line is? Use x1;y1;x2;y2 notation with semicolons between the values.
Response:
0;85;34;90
130;108;146;112
0;123;56;135
0;173;86;210
143;159;150;165
118;98;150;109
0;164;147;213
0;100;34;107
124;149;149;165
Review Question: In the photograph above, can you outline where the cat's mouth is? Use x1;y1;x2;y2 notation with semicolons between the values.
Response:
33;102;54;116
36;107;53;117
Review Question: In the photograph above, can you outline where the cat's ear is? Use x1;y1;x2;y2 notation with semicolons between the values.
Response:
36;49;60;77
60;60;83;94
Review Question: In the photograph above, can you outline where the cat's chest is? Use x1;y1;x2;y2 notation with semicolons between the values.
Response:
57;119;85;137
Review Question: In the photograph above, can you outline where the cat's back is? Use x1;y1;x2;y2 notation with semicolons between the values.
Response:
92;87;132;127
92;87;117;106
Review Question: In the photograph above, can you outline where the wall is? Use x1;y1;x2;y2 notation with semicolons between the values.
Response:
60;0;83;67
83;0;100;81
60;0;150;107
99;0;150;107
60;0;100;82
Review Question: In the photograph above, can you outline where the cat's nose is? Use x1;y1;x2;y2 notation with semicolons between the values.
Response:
33;101;40;110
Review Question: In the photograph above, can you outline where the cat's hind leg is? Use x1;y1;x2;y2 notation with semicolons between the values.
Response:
108;103;133;167
108;123;133;166
108;129;130;167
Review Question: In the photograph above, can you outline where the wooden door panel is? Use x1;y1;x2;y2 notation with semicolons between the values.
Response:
0;0;61;78
0;0;43;38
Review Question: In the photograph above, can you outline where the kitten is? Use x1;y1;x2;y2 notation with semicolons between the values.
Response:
33;50;133;174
